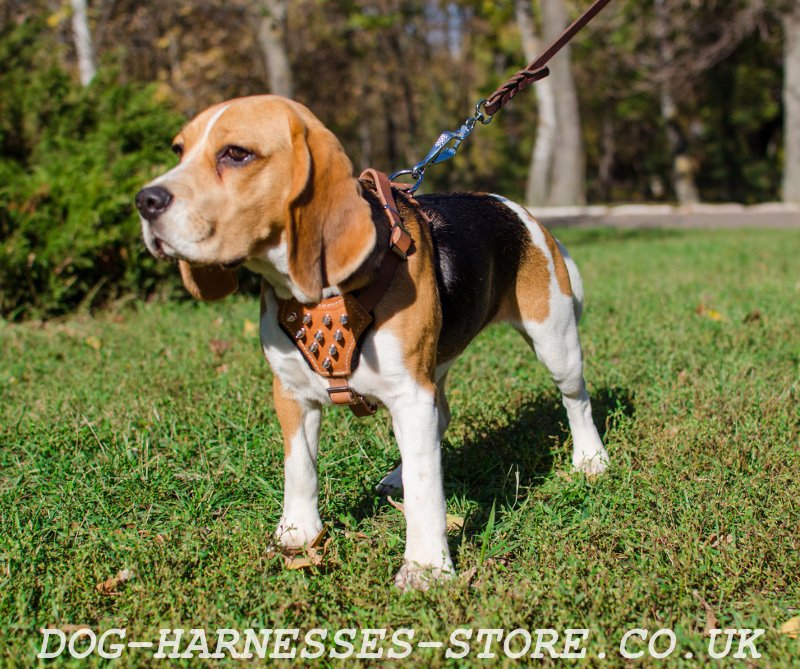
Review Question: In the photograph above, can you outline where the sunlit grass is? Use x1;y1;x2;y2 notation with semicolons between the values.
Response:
1;227;799;667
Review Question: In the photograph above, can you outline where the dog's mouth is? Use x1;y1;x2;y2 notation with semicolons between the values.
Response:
149;234;244;270
150;235;177;261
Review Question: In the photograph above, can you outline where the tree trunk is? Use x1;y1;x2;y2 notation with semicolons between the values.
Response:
660;87;699;204
254;0;293;98
515;0;557;207
654;0;699;204
70;0;97;87
783;7;800;203
541;0;586;206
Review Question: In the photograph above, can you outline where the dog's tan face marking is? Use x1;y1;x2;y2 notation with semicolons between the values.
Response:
144;98;295;266
139;95;377;303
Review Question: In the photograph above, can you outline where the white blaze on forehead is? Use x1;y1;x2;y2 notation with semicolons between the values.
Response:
182;103;232;162
151;103;231;185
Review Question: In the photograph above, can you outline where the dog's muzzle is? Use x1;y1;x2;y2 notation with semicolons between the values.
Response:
135;186;173;222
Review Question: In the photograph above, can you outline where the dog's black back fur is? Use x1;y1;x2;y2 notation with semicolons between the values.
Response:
417;193;529;363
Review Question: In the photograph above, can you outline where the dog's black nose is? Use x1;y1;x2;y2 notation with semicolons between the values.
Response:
135;186;173;220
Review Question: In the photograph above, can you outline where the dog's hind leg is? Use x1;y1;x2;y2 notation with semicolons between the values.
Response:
515;267;609;475
434;365;452;440
496;199;608;474
272;376;324;550
516;298;609;475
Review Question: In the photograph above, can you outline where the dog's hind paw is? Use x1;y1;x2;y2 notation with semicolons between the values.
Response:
394;560;454;592
375;464;403;495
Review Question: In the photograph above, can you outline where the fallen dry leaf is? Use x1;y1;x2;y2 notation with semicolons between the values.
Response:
707;532;734;549
343;531;370;540
692;590;719;636
84;336;102;351
285;536;332;571
743;309;763;324
243;319;258;336
209;339;232;356
95;569;134;596
267;529;331;571
695;304;727;322
460;565;478;586
780;616;800;639
43;624;91;634
386;496;404;513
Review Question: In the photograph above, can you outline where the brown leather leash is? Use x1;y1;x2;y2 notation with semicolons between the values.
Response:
391;0;615;192
483;0;614;116
276;169;413;417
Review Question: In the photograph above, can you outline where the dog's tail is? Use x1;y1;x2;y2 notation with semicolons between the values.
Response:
556;238;584;323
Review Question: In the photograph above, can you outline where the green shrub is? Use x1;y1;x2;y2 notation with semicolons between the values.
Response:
0;19;185;320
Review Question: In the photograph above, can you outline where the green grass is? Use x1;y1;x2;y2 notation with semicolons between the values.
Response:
1;227;799;667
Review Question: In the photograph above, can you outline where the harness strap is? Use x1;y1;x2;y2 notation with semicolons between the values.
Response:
276;169;412;417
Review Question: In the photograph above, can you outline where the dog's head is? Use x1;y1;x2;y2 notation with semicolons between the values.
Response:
136;95;376;302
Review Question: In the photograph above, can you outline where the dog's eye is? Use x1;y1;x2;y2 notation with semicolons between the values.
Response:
171;144;183;158
219;145;254;165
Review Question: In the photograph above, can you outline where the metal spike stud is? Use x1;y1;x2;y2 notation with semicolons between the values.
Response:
315;330;324;342
303;314;312;325
322;358;332;370
286;312;297;323
309;342;319;354
339;314;349;326
329;345;338;357
295;328;305;340
334;330;344;344
322;314;332;327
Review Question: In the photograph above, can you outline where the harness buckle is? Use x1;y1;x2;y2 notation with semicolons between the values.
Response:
326;384;377;417
327;384;359;404
390;224;411;259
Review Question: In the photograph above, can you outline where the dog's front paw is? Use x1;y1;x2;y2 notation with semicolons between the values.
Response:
394;560;454;592
275;516;324;552
572;447;610;476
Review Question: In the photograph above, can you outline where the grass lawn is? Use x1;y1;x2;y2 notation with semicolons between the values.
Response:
1;227;799;667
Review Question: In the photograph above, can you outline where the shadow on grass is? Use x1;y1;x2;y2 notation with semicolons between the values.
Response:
348;386;635;537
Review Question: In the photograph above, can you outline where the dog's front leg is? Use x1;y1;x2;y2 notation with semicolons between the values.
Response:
388;387;454;590
272;376;323;550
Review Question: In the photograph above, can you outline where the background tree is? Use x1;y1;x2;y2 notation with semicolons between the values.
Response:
0;0;795;318
783;4;800;202
515;0;558;207
253;0;292;97
540;0;585;206
70;0;96;86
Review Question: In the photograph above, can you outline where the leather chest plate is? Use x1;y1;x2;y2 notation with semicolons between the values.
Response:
277;294;373;378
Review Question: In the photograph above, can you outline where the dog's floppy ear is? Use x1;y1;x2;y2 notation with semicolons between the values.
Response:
284;110;376;302
179;260;239;301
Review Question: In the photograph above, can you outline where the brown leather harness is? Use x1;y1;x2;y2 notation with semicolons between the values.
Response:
276;169;414;417
272;2;617;416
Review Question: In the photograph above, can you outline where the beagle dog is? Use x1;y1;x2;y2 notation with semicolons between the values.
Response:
136;95;609;590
